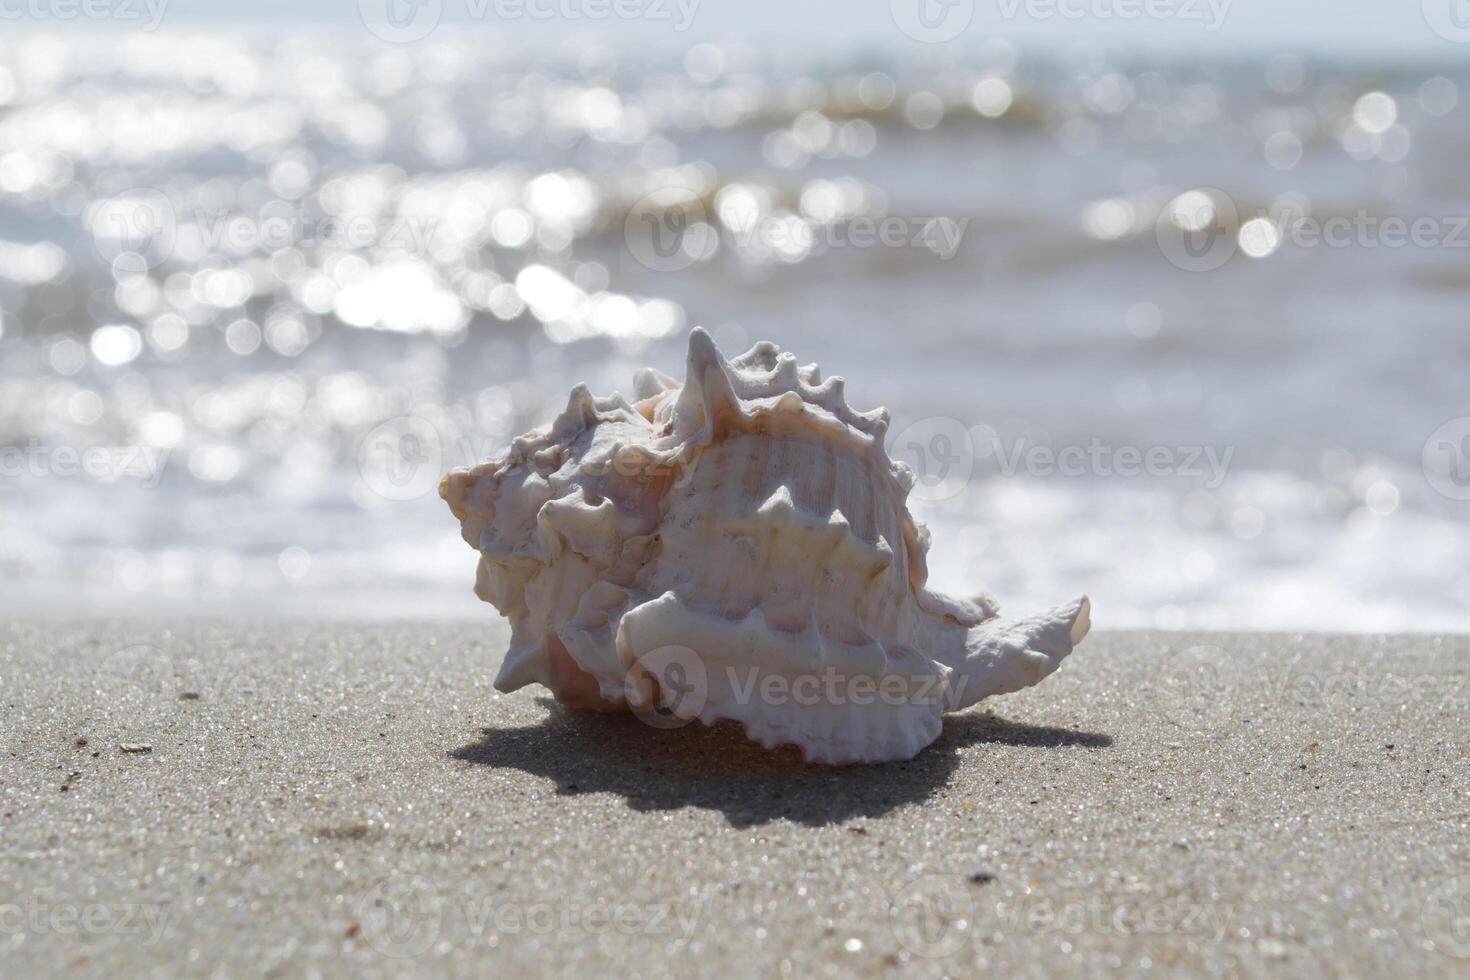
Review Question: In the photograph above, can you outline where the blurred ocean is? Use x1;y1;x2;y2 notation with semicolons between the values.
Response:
0;31;1467;630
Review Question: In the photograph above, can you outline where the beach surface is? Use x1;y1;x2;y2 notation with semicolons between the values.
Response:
2;621;1467;977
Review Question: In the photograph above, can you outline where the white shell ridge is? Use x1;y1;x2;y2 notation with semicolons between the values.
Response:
442;328;1090;764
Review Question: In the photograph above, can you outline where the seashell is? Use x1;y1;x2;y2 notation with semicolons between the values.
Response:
441;329;1090;764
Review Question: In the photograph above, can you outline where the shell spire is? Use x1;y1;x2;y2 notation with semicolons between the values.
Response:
670;327;743;444
442;329;1090;764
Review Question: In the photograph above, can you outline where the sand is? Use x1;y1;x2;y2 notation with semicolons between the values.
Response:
1;620;1467;977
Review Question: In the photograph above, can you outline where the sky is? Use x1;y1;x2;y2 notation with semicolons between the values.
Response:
54;0;1470;59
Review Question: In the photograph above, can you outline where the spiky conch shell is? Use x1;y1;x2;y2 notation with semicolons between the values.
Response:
441;329;1090;764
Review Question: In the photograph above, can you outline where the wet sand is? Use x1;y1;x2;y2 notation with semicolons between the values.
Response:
2;620;1467;977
